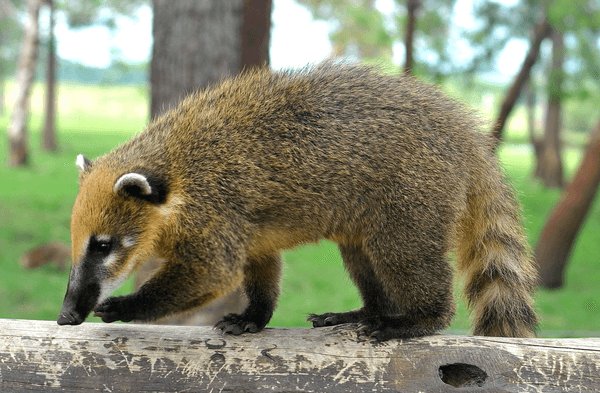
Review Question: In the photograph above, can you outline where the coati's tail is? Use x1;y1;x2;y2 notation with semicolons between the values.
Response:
455;160;538;337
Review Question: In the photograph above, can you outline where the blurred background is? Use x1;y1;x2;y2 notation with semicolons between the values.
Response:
0;0;598;336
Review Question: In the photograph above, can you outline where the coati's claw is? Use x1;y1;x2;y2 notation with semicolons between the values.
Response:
307;313;339;327
57;310;84;326
215;313;260;335
307;313;325;327
308;310;366;327
356;317;391;342
94;296;134;323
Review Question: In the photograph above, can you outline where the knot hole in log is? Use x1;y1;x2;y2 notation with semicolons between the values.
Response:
439;363;488;388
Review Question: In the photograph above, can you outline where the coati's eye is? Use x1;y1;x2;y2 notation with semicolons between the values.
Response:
89;237;113;256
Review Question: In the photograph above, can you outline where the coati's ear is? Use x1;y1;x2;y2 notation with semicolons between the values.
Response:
75;154;92;173
113;172;168;204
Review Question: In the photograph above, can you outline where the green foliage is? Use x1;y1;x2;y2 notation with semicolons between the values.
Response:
563;91;600;133
1;82;599;336
297;0;456;76
468;0;600;95
0;0;23;79
298;0;395;59
58;0;148;29
407;0;456;78
0;0;149;92
464;0;531;74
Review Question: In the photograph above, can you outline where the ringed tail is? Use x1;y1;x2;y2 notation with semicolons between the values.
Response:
456;159;538;337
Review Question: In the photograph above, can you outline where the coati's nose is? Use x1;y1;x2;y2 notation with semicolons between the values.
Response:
57;278;100;326
57;310;84;325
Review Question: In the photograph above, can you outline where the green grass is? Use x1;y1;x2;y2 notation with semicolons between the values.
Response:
1;82;599;336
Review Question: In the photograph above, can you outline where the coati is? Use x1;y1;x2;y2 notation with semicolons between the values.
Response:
21;242;70;271
57;63;538;340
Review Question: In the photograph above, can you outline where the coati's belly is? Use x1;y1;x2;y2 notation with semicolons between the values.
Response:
246;226;323;258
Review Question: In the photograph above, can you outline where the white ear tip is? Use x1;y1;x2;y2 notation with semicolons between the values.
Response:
75;154;88;172
114;173;152;195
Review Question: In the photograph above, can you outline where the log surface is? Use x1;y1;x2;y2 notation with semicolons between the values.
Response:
0;319;598;392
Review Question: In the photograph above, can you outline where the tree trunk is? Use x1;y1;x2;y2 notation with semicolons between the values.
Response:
150;0;243;117
526;80;543;177
536;29;564;188
42;0;57;152
535;119;600;289
241;0;271;69
491;19;551;148
403;0;420;74
144;0;271;325
7;0;42;167
0;0;15;117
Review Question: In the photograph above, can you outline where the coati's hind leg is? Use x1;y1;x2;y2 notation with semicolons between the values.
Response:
358;221;456;341
215;254;281;335
308;244;385;327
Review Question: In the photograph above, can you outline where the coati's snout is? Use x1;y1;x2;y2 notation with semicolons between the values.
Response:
57;235;136;326
57;235;114;325
57;275;100;325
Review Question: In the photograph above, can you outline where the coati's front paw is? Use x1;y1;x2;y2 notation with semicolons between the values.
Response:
308;312;340;327
94;296;134;323
215;313;262;335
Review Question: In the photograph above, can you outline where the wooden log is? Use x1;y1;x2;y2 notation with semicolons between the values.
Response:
0;319;598;392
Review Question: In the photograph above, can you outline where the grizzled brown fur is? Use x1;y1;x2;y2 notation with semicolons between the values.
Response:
59;63;537;339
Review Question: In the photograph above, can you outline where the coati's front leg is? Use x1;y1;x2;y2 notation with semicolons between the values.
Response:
94;259;229;323
95;236;246;323
215;254;281;335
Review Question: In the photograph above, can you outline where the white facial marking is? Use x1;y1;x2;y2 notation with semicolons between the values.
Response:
75;154;88;172
97;257;138;304
122;236;136;248
114;173;152;195
98;274;128;304
96;234;111;242
102;253;118;268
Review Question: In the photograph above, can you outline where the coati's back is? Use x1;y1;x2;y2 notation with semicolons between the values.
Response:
127;64;486;234
62;63;536;339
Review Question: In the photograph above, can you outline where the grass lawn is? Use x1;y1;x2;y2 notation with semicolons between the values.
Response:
0;82;598;336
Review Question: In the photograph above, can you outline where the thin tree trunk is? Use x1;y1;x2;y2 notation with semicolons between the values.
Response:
241;0;271;69
7;0;42;167
536;29;564;188
525;80;543;177
535;119;600;289
491;19;551;148
42;0;57;152
0;0;14;116
403;0;420;74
